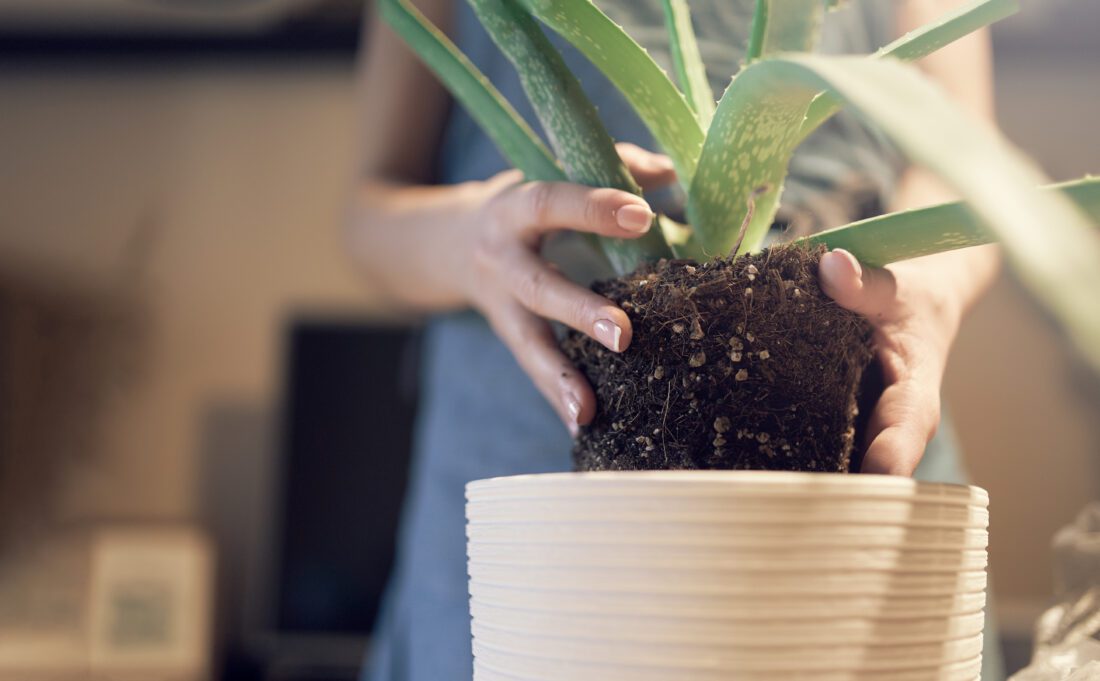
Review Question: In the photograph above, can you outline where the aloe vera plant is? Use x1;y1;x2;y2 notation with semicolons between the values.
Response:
381;0;1100;470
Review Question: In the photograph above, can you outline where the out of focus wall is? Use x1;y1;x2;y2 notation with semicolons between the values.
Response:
0;62;373;532
946;39;1100;626
0;0;1096;666
0;61;382;674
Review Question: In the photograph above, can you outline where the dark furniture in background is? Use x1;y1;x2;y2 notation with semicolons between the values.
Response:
0;0;363;60
275;322;418;636
203;321;419;681
268;321;418;681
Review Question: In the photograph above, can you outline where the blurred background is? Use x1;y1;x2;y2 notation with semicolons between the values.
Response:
0;1;1097;679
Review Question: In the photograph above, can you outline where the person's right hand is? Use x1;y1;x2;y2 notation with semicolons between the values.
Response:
456;143;676;435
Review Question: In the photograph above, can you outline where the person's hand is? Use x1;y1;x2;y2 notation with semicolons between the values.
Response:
819;249;967;476
460;143;677;434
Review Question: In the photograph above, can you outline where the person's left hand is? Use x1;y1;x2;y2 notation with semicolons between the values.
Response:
818;249;966;476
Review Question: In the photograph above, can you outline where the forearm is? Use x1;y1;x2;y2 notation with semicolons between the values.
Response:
889;0;1000;321
346;178;479;312
820;0;1000;474
349;0;465;312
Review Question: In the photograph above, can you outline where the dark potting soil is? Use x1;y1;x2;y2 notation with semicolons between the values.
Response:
562;244;875;473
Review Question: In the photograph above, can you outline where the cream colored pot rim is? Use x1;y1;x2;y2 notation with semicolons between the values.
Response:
468;470;987;504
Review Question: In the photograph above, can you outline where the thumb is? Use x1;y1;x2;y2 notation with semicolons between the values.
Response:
819;249;898;320
860;379;941;477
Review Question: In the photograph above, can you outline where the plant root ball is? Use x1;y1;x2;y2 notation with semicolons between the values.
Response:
562;244;875;473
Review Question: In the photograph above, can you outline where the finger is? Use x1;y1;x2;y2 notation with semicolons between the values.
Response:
496;181;655;240
819;249;899;321
616;142;677;190
486;168;525;188
503;247;632;353
486;301;596;434
860;379;941;477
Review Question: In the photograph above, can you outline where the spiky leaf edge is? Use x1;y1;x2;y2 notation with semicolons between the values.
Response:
378;0;563;182
686;0;1018;260
660;0;715;127
745;0;825;63
799;177;1100;266
467;0;670;273
515;0;704;189
798;0;1019;142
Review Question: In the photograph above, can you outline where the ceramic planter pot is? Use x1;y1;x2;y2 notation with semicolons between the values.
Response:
466;471;989;681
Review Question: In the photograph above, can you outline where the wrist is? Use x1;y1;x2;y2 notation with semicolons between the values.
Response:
349;178;488;312
889;246;999;351
890;167;1001;318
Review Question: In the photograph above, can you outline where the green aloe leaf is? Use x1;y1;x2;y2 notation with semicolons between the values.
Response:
799;177;1100;266
692;53;1100;372
693;3;1022;261
378;0;563;182
466;0;670;273
745;0;825;63
876;0;1017;61
514;0;704;188
687;59;810;260
798;0;1018;142
660;0;715;127
466;0;633;191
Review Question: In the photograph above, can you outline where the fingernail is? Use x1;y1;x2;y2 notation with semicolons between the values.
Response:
819;252;841;286
615;204;653;232
564;394;581;435
833;248;862;277
593;319;623;352
821;249;856;288
648;154;674;172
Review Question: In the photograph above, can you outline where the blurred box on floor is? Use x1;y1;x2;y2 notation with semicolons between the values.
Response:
0;526;213;681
